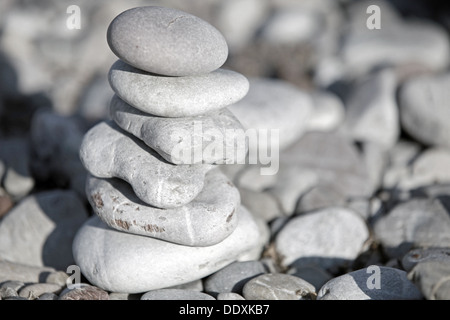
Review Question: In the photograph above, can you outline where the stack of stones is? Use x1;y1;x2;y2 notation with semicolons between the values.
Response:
72;6;265;294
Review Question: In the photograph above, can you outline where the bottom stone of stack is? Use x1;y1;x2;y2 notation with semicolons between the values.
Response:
72;206;265;294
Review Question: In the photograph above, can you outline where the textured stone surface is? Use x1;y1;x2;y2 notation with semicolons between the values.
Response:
86;168;240;246
275;207;369;272
18;283;62;299
110;95;247;165
79;121;212;208
107;6;228;76
109;60;249;117
342;69;399;150
141;289;215;300
242;273;316;300
228;77;313;151
203;261;267;296
0;260;55;284
0;190;88;269
59;284;109;300
373;198;450;259
317;266;423;300
73;206;263;293
400;72;450;148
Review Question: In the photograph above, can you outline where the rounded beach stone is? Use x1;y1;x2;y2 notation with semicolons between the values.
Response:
373;198;450;259
108;60;249;118
227;77;313;151
59;284;109;300
110;95;248;165
317;266;423;300
107;6;228;76
79;121;212;208
274;207;369;272
86;168;240;246
18;283;62;299
242;273;316;300
216;292;245;300
399;73;450;149
0;190;88;270
141;289;215;300
0;260;55;284
72;206;262;293
203;260;267;296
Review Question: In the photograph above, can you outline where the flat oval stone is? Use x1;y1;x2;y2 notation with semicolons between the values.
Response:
59;285;109;300
317;266;423;300
242;273;316;300
79;121;212;208
275;207;369;272
72;206;262;293
86;168;240;246
109;60;249;117
107;6;228;76
141;289;215;300
110;95;248;165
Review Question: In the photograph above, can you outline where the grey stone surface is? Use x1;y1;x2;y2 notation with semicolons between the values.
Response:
37;292;59;300
317;266;423;300
107;6;228;76
238;187;282;222
242;273;316;300
216;292;246;300
203;261;267;296
306;90;345;132
141;289;215;300
295;184;346;214
59;284;109;300
402;247;450;273
407;255;450;300
287;264;333;292
342;69;399;150
86;168;240;246
399;72;450;149
18;283;63;299
0;190;88;270
110;95;247;165
340;0;450;77
79;121;212;209
73;206;263;293
0;260;55;284
373;198;450;259
109;60;249;117
228;77;313;151
275;207;369;272
280;132;374;199
0;138;34;200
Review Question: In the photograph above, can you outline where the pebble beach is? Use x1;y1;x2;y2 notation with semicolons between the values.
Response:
0;0;449;303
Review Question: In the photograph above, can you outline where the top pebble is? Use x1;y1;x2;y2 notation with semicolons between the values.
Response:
107;6;229;76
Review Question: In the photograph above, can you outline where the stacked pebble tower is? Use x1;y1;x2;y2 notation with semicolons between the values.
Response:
73;6;264;294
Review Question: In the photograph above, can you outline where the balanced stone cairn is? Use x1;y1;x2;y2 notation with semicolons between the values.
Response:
73;6;265;294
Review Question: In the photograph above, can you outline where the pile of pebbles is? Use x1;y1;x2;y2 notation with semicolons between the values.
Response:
1;0;450;301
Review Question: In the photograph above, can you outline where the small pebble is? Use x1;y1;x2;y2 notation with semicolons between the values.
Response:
373;198;450;259
275;206;369;272
141;289;215;300
37;292;59;300
18;283;62;300
242;273;316;300
216;292;245;300
203;261;267;296
59;284;109;300
317;266;423;300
